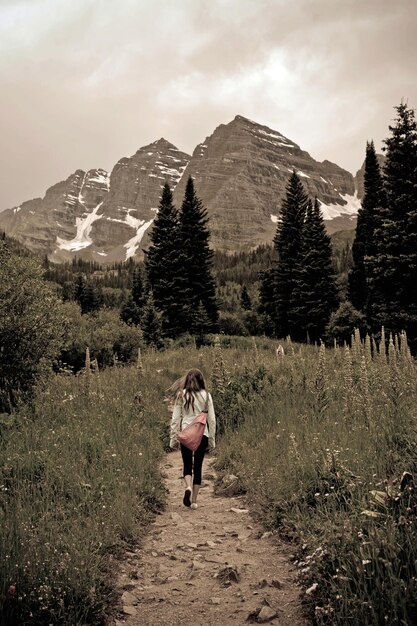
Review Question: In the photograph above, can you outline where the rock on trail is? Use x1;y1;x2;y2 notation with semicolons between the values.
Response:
111;451;306;625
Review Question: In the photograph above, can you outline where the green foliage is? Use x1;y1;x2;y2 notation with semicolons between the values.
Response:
349;141;386;312
0;241;66;411
145;183;191;337
213;337;417;625
365;103;417;347
268;172;309;338
0;366;166;625
179;177;219;330
291;199;339;342
142;294;164;350
60;304;142;370
213;365;273;435
218;312;249;336
240;285;252;310
325;301;365;345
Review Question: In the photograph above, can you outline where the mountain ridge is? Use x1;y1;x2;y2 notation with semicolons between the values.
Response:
0;115;371;262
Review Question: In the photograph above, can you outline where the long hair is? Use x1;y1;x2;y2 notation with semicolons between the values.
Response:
183;369;206;411
167;369;206;412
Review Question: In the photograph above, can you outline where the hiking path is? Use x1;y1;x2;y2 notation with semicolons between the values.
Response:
112;451;307;625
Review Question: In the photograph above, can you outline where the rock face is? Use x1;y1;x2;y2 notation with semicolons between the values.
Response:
0;116;364;262
174;115;358;249
0;139;190;264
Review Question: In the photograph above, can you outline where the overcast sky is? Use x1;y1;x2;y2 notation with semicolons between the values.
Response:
0;0;416;209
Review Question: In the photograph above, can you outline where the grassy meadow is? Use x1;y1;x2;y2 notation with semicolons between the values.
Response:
1;334;417;624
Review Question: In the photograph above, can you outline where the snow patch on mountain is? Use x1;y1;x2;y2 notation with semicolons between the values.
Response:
89;170;110;189
319;192;361;220
56;201;104;251
124;219;154;260
271;214;278;223
286;167;310;178
257;128;295;147
107;209;143;230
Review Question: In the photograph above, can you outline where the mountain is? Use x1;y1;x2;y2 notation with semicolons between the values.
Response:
174;115;360;245
0;116;363;262
0;139;190;264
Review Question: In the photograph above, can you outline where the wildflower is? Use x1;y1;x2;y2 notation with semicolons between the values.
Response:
306;582;318;594
7;584;16;596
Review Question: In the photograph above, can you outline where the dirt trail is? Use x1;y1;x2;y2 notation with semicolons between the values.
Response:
112;451;307;625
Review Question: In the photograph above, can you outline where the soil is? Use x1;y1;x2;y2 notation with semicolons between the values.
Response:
112;451;307;625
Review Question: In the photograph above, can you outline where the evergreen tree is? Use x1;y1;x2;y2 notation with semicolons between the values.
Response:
291;199;339;342
83;282;101;314
120;266;146;326
145;183;191;337
120;294;141;326
272;172;309;338
258;267;276;335
192;300;212;346
142;294;163;349
366;103;417;344
240;285;252;310
349;141;386;311
179;177;219;330
74;274;85;309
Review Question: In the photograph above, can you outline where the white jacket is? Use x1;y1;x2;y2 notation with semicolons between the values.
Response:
170;389;216;449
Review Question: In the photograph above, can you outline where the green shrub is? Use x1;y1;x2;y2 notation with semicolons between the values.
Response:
0;242;66;411
218;312;249;336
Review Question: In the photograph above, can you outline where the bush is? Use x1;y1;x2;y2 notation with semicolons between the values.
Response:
218;312;249;336
60;306;142;370
325;301;365;345
0;242;66;411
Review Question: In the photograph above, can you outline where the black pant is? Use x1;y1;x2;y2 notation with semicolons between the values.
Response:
180;436;208;485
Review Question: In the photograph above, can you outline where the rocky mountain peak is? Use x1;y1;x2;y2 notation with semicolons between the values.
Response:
0;115;365;261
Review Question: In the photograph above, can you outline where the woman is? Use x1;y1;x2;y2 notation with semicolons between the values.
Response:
169;369;216;509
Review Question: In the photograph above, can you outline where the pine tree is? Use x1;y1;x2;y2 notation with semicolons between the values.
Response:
240;285;252;310
291;199;339;342
349;141;386;311
272;172;309;338
120;294;141;326
259;267;276;335
366;103;417;345
74;274;85;309
132;265;146;310
82;282;101;314
192;301;212;346
142;294;163;349
145;183;191;337
179;177;219;331
121;266;146;326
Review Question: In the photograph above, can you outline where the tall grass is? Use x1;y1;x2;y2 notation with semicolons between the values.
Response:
214;333;417;625
2;335;416;624
0;361;169;625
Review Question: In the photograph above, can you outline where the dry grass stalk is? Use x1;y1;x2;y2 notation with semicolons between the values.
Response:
211;335;229;393
379;326;387;363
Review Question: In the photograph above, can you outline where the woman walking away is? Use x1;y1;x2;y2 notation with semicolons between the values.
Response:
169;369;216;509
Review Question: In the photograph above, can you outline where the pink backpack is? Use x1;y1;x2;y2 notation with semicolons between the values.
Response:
177;393;209;452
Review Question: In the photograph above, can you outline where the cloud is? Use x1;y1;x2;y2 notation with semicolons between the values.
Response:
0;0;416;207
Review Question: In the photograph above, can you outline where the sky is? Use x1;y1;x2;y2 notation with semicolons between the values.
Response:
1;0;416;209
